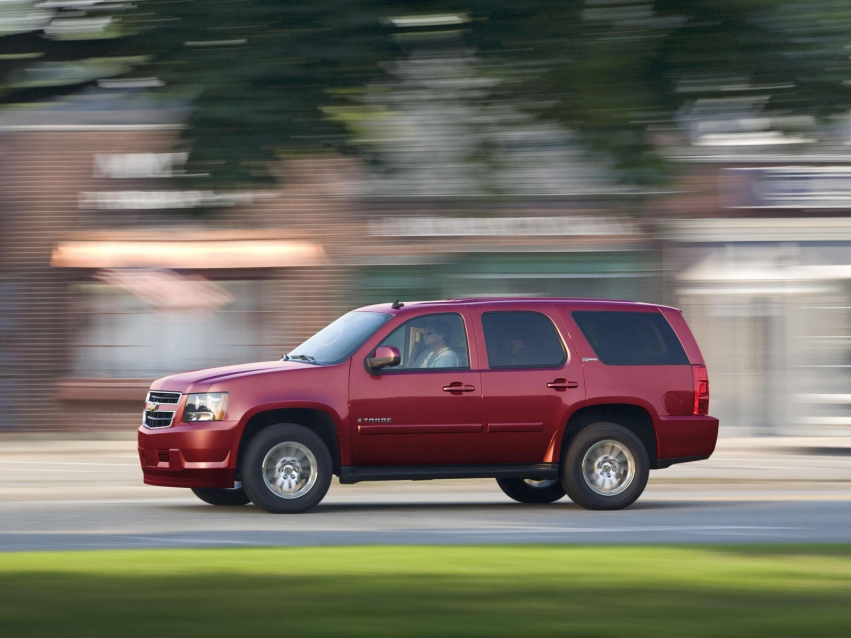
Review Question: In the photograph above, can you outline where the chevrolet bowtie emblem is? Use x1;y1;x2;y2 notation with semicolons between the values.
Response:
145;401;159;413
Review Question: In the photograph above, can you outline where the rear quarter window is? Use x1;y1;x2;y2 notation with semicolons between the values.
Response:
572;310;689;366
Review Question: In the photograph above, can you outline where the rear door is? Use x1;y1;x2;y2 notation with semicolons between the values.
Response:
470;303;586;464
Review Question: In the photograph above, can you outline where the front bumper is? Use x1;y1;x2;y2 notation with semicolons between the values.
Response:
138;420;240;489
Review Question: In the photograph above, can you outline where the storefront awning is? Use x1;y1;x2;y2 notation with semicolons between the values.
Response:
51;239;327;269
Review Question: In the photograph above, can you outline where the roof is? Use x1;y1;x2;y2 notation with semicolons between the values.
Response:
357;297;675;313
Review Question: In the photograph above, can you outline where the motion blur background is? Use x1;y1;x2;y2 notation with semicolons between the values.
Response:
0;0;849;437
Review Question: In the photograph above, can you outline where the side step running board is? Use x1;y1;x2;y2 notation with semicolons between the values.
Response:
339;463;559;484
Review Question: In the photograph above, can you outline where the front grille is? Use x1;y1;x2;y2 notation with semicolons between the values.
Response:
144;411;176;429
147;391;181;404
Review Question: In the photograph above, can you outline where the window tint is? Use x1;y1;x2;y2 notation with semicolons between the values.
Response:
572;311;689;366
378;313;469;370
482;312;566;369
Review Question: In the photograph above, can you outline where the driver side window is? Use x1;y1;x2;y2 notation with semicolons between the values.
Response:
379;313;469;370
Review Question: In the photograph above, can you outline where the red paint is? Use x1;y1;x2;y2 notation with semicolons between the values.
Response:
486;423;544;433
358;424;483;435
656;416;719;459
139;297;719;489
663;391;684;415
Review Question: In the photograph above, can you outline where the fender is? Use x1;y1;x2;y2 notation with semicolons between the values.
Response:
230;400;349;467
571;397;661;463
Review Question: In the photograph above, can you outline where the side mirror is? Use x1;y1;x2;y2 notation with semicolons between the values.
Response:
367;345;401;372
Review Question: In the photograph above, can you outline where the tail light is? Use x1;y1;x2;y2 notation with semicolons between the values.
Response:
692;364;709;415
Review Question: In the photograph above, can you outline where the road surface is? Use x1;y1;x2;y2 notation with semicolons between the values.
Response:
0;435;849;551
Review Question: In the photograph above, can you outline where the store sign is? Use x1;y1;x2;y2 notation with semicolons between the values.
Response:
723;166;851;209
370;216;639;237
94;153;188;179
84;152;274;210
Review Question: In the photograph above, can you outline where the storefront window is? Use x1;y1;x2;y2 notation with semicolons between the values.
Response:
72;279;265;378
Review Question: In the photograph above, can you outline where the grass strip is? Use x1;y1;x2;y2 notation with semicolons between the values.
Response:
1;545;850;637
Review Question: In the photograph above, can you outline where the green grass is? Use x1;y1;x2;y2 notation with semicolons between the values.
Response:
1;545;851;637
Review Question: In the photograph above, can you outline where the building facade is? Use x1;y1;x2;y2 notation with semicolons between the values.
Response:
3;105;850;436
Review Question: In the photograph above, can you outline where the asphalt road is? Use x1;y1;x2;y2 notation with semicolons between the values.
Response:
1;435;850;551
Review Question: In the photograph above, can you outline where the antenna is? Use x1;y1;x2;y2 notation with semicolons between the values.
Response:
391;298;404;309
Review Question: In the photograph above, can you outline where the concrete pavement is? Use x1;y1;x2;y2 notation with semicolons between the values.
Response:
1;433;849;501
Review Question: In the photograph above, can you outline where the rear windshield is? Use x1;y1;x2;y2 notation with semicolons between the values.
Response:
572;310;689;366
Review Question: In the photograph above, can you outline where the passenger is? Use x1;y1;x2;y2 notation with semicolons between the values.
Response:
413;319;460;368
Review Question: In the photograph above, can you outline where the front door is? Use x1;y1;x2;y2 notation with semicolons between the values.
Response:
349;309;483;466
470;304;586;464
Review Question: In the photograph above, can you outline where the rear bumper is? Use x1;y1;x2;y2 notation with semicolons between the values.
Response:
137;421;239;489
655;415;719;466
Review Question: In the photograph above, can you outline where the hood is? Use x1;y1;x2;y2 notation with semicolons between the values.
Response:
151;360;312;393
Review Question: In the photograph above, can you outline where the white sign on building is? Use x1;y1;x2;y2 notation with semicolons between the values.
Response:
94;153;189;179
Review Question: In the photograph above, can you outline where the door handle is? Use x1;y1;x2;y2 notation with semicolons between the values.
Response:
547;379;579;390
443;383;476;393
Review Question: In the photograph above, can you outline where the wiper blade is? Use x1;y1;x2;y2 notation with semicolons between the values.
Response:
287;354;318;364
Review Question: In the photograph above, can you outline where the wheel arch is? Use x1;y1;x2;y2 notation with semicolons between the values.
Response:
237;407;342;477
561;403;659;469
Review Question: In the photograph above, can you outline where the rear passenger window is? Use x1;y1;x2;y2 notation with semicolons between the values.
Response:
482;312;566;369
572;311;689;366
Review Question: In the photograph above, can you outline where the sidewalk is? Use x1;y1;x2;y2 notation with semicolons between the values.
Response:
654;436;851;491
715;436;851;456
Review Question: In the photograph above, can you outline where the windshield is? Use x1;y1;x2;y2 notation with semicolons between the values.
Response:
287;311;391;365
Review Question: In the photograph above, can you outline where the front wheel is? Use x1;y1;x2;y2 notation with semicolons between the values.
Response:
191;484;251;506
561;422;649;510
242;423;332;514
496;478;566;503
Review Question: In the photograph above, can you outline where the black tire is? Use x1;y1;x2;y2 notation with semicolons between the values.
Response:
496;478;566;504
561;422;649;510
241;423;332;514
191;485;251;506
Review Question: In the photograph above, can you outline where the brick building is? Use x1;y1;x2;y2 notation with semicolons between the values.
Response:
0;101;653;432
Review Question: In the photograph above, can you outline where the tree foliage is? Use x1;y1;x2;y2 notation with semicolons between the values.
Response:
0;1;157;101
3;0;851;188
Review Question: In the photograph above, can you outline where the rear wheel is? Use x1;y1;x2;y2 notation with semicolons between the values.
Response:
496;477;566;504
191;484;251;507
562;422;649;510
242;423;332;514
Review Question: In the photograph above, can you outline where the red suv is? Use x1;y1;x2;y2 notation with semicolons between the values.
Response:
138;298;718;513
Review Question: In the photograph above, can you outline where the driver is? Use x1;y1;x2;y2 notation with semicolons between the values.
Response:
413;318;460;368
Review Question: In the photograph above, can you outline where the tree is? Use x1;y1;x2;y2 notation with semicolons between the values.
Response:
0;1;158;102
138;0;401;187
459;0;851;183
325;29;625;198
156;0;851;187
7;1;851;189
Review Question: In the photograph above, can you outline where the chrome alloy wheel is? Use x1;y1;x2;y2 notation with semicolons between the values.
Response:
524;478;559;489
581;439;636;496
262;441;318;499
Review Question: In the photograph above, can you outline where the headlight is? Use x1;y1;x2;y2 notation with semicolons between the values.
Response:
184;393;229;422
